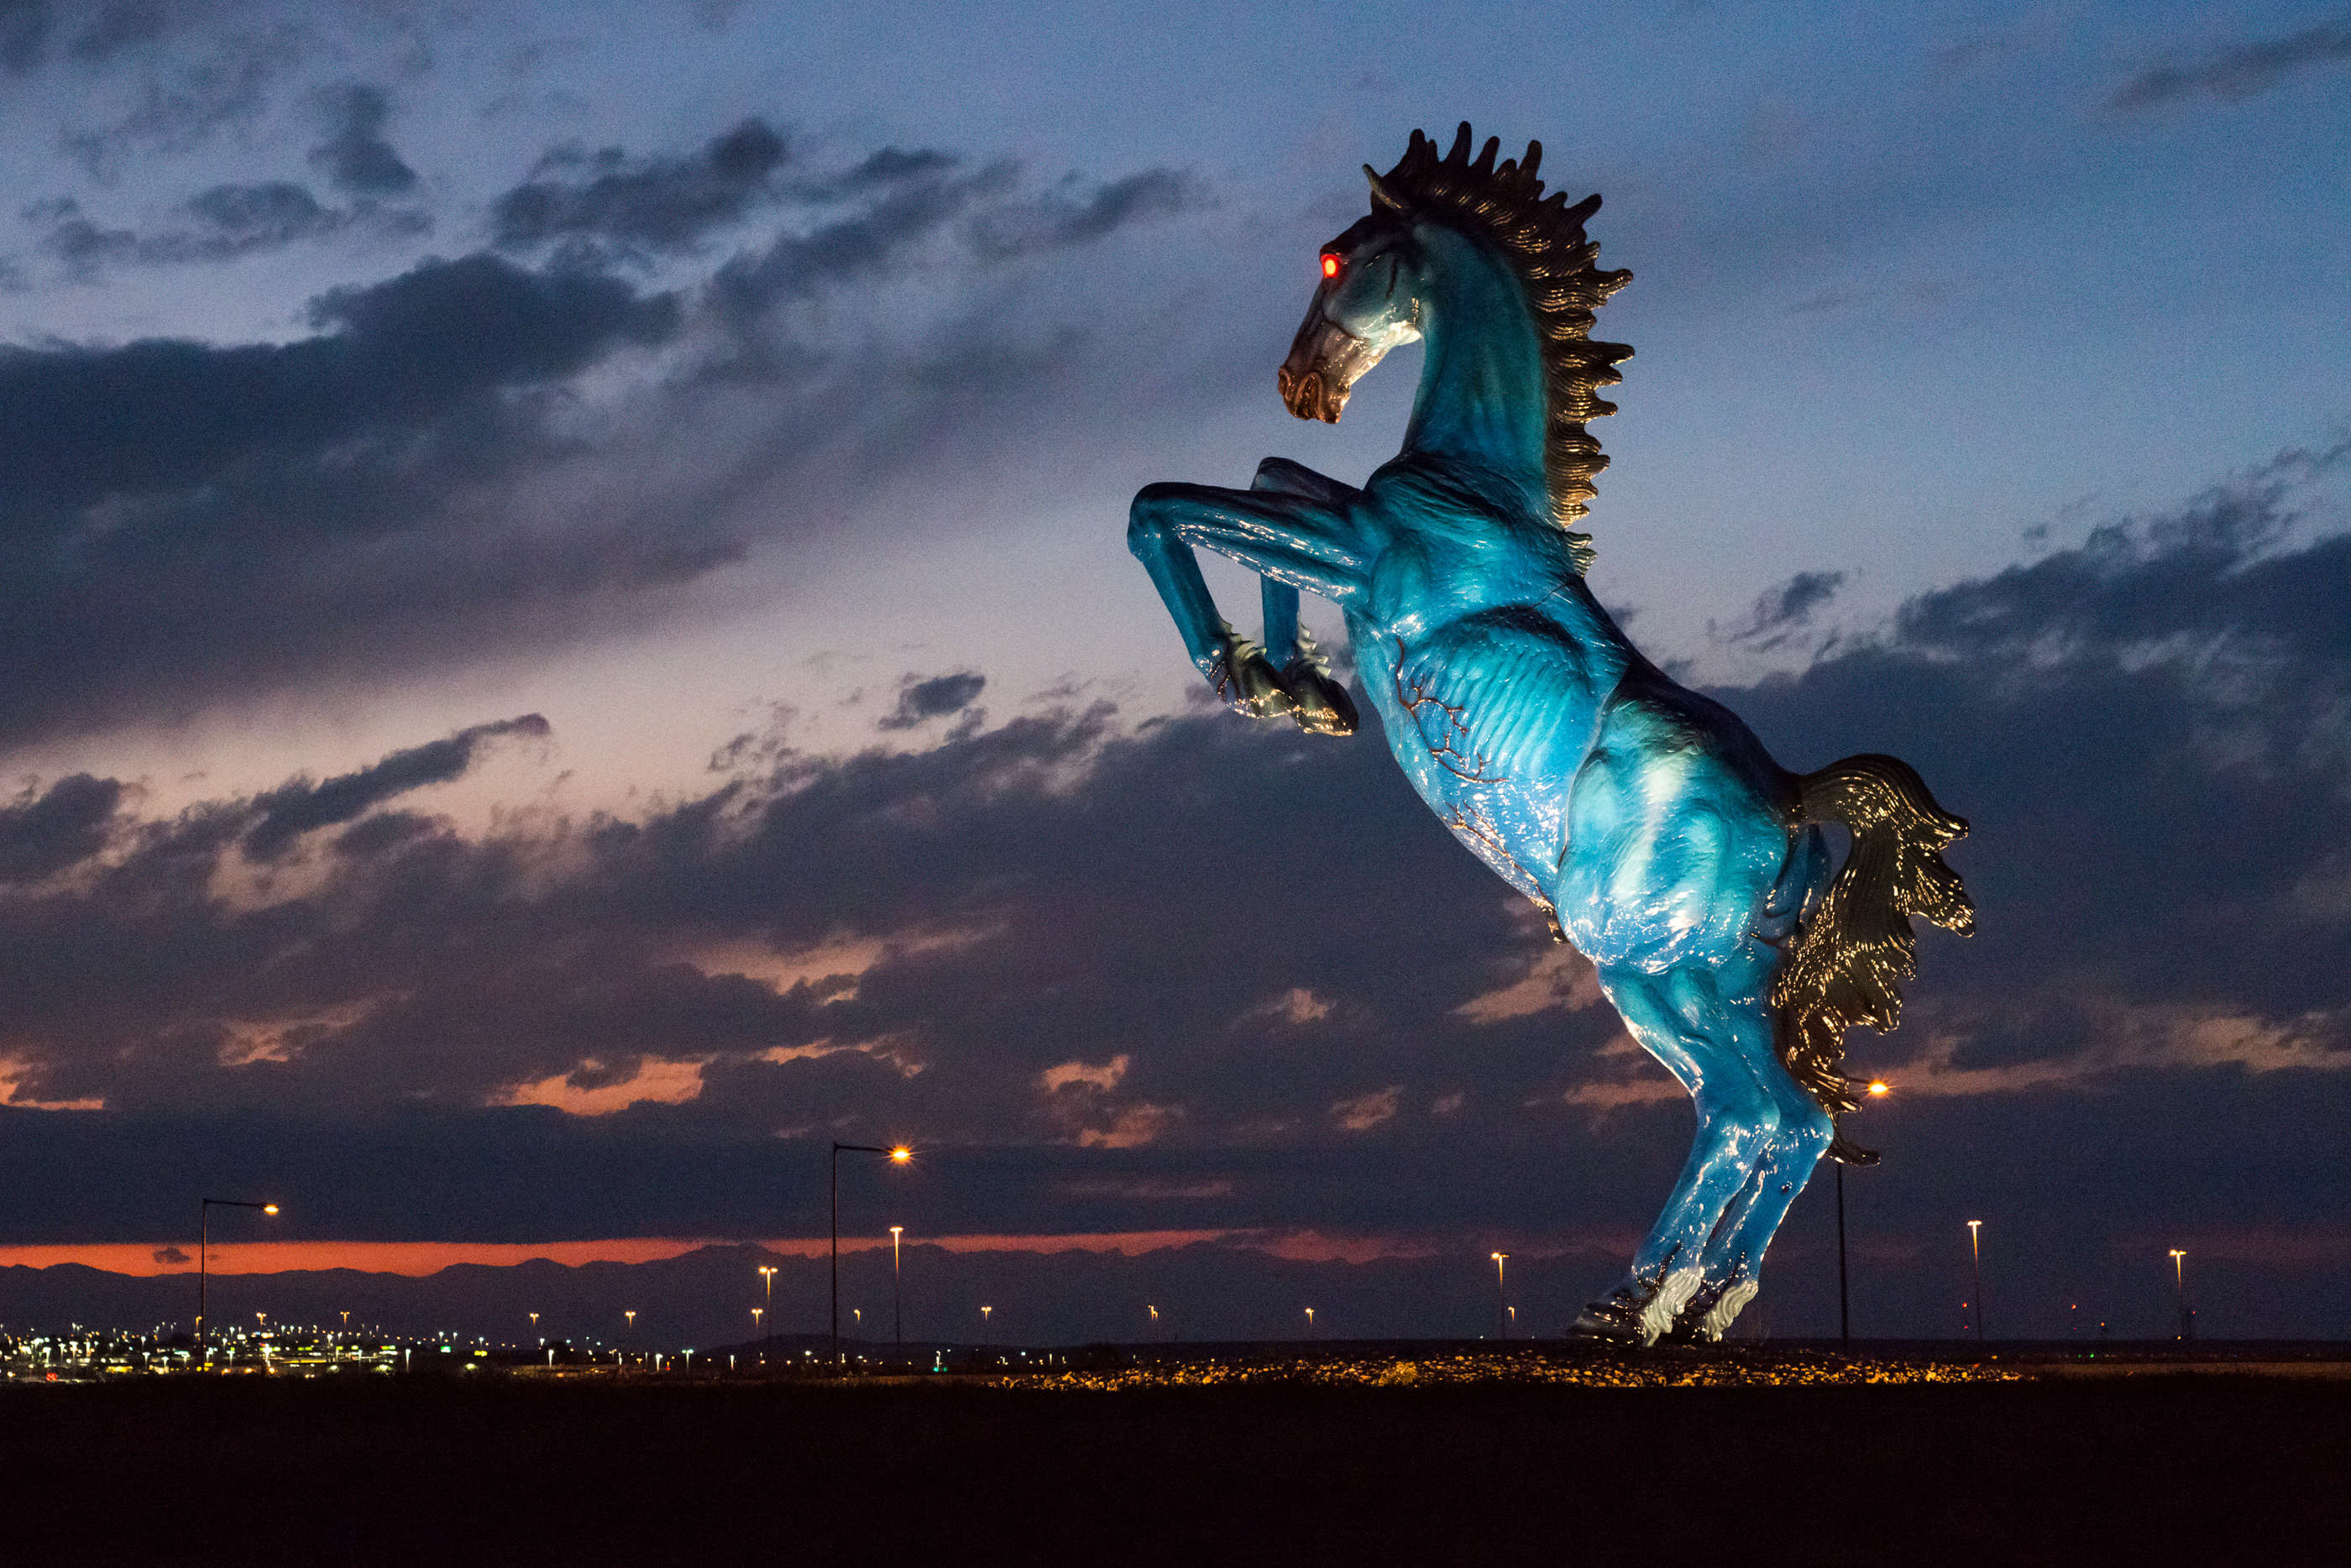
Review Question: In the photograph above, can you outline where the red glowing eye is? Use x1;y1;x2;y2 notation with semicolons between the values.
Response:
1321;253;1340;280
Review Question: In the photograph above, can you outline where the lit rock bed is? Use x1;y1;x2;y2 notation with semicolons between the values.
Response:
992;1351;2023;1391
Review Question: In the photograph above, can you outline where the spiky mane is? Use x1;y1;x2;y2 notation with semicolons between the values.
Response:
1373;123;1631;562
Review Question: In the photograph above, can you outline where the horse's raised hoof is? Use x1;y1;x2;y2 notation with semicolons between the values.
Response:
1281;657;1358;737
1207;629;1296;721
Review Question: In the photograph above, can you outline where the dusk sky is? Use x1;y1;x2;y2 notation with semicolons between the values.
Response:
0;0;2346;1342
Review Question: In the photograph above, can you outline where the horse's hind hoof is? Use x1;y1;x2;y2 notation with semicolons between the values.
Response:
1568;1299;1643;1345
1572;1267;1704;1347
1663;1277;1761;1344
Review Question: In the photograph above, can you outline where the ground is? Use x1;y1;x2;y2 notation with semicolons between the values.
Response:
3;1346;2343;1565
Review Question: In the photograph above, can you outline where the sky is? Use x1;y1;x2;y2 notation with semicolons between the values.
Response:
0;0;2346;1343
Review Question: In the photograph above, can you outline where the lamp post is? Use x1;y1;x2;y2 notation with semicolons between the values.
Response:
197;1198;279;1371
980;1304;992;1334
831;1143;911;1367
1490;1252;1511;1341
2169;1250;2190;1340
757;1265;778;1354
1837;1080;1890;1346
1966;1220;1985;1341
890;1226;904;1361
1303;1307;1314;1337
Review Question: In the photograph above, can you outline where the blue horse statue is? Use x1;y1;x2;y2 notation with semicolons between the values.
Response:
1129;125;1973;1343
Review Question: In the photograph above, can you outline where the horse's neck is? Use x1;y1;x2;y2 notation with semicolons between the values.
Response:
1401;227;1548;500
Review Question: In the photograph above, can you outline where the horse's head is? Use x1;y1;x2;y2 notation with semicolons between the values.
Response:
1277;196;1423;424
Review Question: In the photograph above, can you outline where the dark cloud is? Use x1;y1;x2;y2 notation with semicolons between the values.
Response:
0;253;676;514
0;107;1227;748
0;775;122;881
26;182;428;280
60;21;305;175
307;82;418;196
812;146;959;199
186;179;341;241
491;118;790;259
1928;36;2011;73
703;159;1017;326
966;168;1206;260
0;250;689;743
0;439;2337;1334
0;0;48;73
244;714;549;860
67;1;165;65
148;1244;188;1266
1714;568;1845;651
878;672;986;730
2110;19;2351;110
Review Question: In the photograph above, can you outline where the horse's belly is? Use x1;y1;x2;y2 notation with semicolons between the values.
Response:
1350;607;1615;907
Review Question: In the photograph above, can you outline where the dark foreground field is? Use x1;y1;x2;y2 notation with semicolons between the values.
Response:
3;1353;2344;1565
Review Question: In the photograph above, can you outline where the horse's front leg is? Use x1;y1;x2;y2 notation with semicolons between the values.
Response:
1127;473;1371;734
1250;459;1363;734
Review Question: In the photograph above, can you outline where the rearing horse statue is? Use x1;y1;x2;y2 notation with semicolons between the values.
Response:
1128;124;1975;1343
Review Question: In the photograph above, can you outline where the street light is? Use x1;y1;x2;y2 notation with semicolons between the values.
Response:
980;1304;992;1331
197;1198;280;1371
751;1307;764;1338
757;1265;778;1353
1835;1080;1892;1346
1304;1307;1315;1336
1966;1220;1985;1341
891;1226;905;1361
1490;1252;1511;1341
830;1143;911;1367
2169;1249;2191;1340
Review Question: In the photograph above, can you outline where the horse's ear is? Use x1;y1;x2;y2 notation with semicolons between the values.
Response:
1364;165;1406;212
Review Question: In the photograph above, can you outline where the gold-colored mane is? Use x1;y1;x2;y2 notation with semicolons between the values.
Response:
1370;124;1632;565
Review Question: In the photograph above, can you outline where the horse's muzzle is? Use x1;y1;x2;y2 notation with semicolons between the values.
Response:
1278;315;1365;423
1277;363;1347;424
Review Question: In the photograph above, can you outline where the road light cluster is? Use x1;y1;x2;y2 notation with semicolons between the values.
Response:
175;1108;2207;1361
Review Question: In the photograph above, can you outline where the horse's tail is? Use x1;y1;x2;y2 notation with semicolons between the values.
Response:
1771;754;1975;1165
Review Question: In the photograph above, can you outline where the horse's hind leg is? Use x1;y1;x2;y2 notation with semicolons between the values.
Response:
1577;963;1781;1345
1678;1043;1833;1341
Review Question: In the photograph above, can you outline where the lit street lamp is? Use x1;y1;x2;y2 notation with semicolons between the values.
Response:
1966;1220;1985;1341
197;1198;280;1371
1836;1080;1891;1346
757;1265;778;1353
1303;1307;1315;1336
1490;1252;1511;1340
980;1305;992;1331
2170;1249;2191;1340
891;1226;905;1361
830;1142;911;1367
